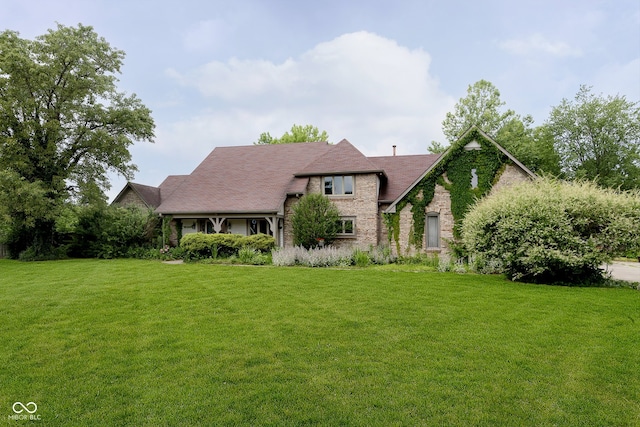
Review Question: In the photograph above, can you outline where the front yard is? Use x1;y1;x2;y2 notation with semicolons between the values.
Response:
1;259;638;425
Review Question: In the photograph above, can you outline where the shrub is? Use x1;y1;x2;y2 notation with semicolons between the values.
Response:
69;205;159;259
180;233;276;260
245;233;277;252
353;248;370;267
367;245;396;265
272;246;352;267
462;178;640;285
271;245;396;268
291;194;341;249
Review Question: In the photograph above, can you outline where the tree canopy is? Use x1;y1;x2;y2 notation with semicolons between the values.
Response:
442;80;516;143
255;124;329;144
546;85;640;189
0;24;155;257
439;80;560;175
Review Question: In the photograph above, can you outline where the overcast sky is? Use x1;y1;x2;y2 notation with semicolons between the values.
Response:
2;0;639;201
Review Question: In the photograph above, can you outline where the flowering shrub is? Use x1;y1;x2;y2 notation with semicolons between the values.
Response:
271;245;396;267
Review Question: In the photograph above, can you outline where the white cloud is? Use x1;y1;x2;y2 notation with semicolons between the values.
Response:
164;31;454;157
499;33;582;57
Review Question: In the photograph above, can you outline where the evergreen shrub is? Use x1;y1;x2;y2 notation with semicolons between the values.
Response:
291;194;340;249
180;233;275;260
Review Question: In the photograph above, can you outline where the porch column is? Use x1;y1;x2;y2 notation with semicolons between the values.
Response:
265;216;279;246
208;217;226;233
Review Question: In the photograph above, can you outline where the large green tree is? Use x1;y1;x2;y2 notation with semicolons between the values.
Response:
255;124;329;144
0;24;155;258
546;85;640;189
495;117;561;175
442;80;516;143
440;80;560;175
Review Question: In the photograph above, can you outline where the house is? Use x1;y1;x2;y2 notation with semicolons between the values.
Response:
113;126;535;254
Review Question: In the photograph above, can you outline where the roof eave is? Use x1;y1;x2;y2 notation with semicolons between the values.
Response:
295;169;387;178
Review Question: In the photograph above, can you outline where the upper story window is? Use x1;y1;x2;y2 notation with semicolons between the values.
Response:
324;175;354;196
471;168;478;189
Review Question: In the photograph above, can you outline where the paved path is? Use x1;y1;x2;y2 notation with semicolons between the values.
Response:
606;261;640;283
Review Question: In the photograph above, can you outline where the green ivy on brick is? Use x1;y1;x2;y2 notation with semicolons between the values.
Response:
385;128;507;250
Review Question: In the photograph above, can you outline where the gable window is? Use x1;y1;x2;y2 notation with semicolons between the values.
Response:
336;217;355;236
324;175;354;196
425;213;440;248
471;168;478;189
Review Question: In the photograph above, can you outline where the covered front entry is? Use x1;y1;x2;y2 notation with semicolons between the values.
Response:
178;215;283;246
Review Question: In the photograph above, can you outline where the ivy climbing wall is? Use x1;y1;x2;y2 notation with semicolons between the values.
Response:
384;127;532;255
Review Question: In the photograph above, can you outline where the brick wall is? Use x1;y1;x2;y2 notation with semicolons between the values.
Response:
283;173;380;248
392;163;531;256
113;188;148;209
490;164;531;194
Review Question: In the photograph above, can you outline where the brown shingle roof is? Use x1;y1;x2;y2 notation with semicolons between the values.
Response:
158;175;188;201
295;139;385;177
131;183;161;208
370;154;441;202
156;142;333;215
111;182;162;208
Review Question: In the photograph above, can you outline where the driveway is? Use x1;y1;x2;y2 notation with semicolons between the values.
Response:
605;261;640;283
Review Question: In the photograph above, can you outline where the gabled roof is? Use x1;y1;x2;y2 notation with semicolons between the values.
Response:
295;139;386;177
155;142;333;215
370;154;441;203
384;125;536;213
112;182;162;208
158;175;188;201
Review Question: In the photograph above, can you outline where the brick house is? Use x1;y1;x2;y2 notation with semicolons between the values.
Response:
113;126;534;253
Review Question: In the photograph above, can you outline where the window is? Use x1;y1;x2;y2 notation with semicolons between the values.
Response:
336;218;355;236
324;175;354;196
249;219;269;235
426;213;440;248
471;168;478;189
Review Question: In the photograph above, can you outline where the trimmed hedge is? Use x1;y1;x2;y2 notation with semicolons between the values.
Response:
180;233;275;259
462;178;640;285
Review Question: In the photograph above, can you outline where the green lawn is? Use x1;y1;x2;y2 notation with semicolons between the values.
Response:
1;259;638;426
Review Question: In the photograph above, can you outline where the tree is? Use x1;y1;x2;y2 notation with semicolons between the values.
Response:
441;80;560;175
0;24;155;258
291;194;340;248
495;117;561;175
546;85;640;189
427;140;447;154
442;80;516;143
255;124;329;144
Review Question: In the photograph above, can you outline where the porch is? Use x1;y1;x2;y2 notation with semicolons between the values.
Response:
168;215;284;247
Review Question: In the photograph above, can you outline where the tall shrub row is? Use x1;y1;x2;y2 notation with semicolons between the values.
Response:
69;205;159;259
462;178;640;284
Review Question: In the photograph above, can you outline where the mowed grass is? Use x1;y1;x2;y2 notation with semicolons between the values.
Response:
0;259;638;426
